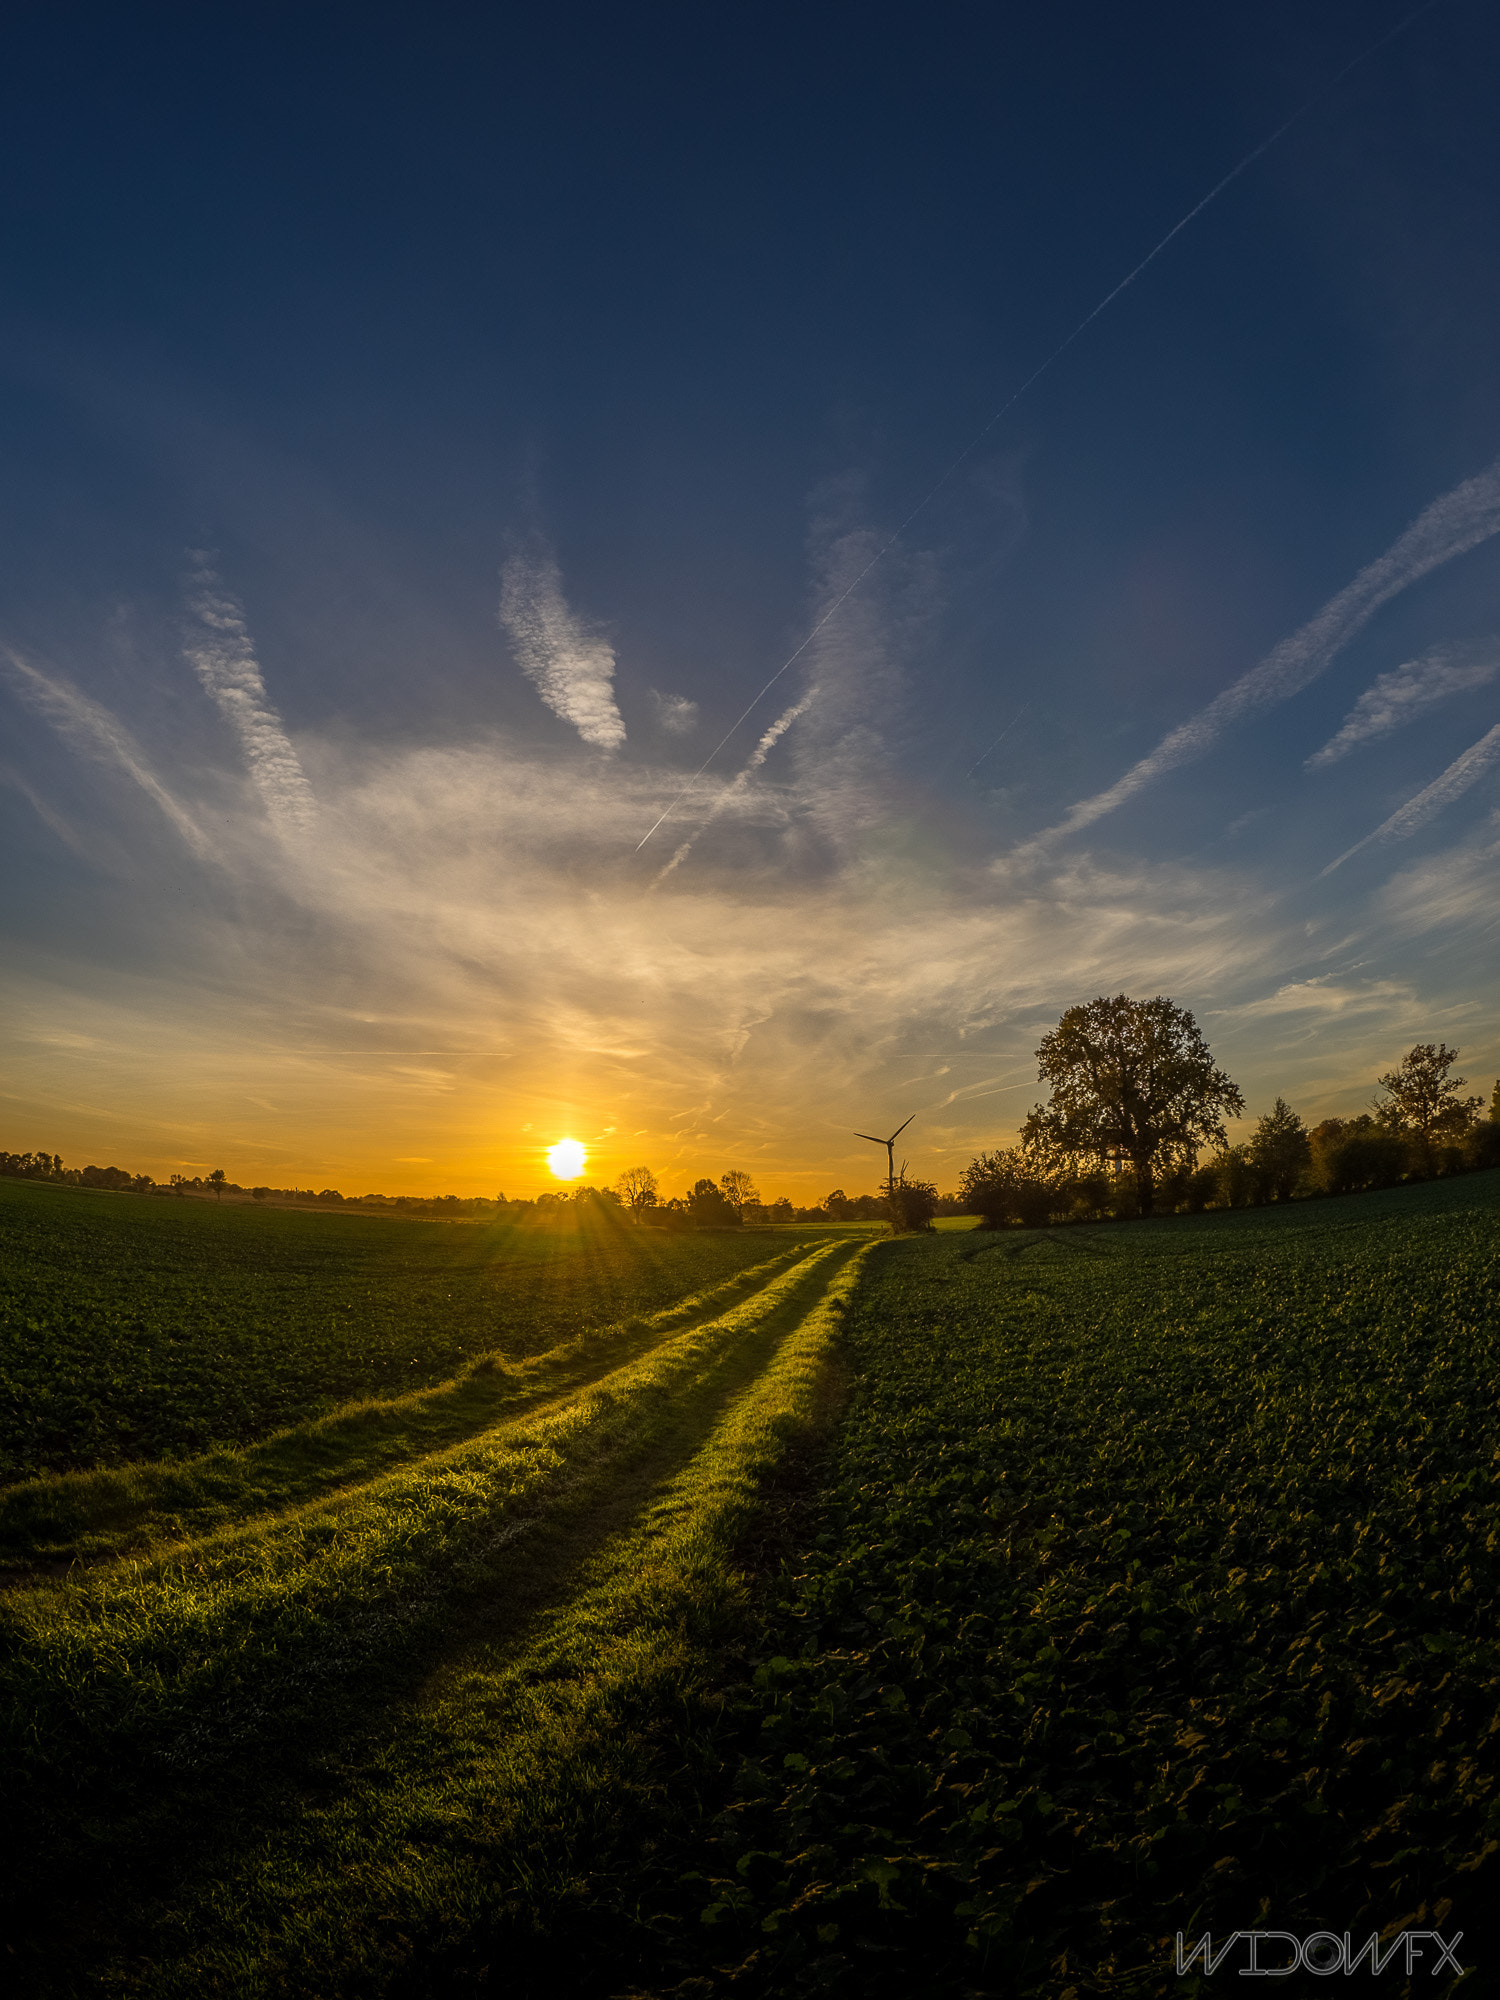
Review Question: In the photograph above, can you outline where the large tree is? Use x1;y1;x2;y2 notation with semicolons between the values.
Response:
719;1169;760;1212
1022;994;1244;1216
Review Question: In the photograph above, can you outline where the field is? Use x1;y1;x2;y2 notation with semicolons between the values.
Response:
3;1173;1499;1995
0;1179;833;1480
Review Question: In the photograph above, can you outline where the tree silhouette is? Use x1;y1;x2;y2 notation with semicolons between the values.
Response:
688;1178;739;1228
208;1168;227;1202
1247;1098;1311;1202
1023;994;1244;1216
1377;1044;1484;1167
613;1165;660;1218
719;1169;759;1211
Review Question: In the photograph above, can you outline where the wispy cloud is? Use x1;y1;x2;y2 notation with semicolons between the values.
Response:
1307;642;1500;768
1036;452;1500;842
1;645;212;856
1321;722;1500;874
184;559;318;834
498;540;626;751
651;691;698;736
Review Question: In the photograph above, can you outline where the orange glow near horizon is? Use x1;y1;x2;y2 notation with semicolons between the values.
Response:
546;1137;588;1180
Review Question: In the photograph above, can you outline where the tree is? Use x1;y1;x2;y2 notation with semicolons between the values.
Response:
1247;1097;1311;1203
208;1168;227;1202
1022;994;1244;1217
958;1147;1060;1229
1376;1044;1484;1167
887;1174;938;1233
688;1178;740;1227
613;1164;660;1219
719;1169;760;1211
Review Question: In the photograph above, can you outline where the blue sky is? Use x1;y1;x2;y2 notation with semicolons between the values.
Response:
2;0;1498;1195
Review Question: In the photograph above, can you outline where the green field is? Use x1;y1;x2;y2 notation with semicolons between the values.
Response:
4;1173;1499;1995
0;1179;832;1480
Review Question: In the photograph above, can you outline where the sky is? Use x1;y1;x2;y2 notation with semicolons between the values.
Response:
3;0;1499;1200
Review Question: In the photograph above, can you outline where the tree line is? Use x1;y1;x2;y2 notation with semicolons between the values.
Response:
956;995;1499;1229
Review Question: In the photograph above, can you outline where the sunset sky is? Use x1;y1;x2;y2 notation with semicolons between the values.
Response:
3;2;1498;1199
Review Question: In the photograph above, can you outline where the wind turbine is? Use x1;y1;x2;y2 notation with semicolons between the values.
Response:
854;1113;915;1199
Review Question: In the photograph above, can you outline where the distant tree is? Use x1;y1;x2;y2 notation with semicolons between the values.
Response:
1210;1144;1256;1209
1376;1044;1484;1168
719;1169;760;1211
1247;1098;1311;1202
168;1173;188;1197
822;1188;853;1221
613;1165;660;1218
208;1168;227;1202
688;1177;740;1228
1023;994;1244;1216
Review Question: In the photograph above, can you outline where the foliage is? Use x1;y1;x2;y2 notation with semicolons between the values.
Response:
1022;994;1245;1214
1376;1042;1485;1162
1309;1115;1411;1195
720;1169;760;1211
1246;1095;1311;1201
0;1180;823;1480
885;1174;938;1233
643;1172;1500;1994
957;1147;1061;1228
689;1178;742;1227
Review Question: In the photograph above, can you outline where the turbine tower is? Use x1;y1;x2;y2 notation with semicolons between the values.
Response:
854;1113;915;1199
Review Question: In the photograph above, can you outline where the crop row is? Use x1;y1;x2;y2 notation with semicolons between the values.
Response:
651;1178;1500;1996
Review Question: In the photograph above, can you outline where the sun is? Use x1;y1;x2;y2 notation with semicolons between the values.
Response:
546;1137;588;1180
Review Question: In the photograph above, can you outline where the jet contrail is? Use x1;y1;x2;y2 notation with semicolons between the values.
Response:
966;705;1030;779
635;0;1445;853
651;690;817;885
1321;722;1500;875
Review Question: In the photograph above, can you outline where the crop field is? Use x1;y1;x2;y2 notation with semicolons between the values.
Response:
0;1178;831;1480
4;1172;1499;1996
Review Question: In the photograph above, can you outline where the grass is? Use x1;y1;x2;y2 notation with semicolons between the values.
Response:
0;1176;828;1480
4;1232;871;1996
636;1170;1500;1995
7;1171;1500;1996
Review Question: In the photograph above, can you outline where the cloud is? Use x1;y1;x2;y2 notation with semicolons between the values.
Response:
1321;722;1500;874
1037;452;1500;842
1307;642;1500;768
0;645;212;856
651;691;698;735
498;540;626;751
184;559;318;834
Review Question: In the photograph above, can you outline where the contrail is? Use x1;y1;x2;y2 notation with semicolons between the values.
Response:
635;0;1444;853
965;705;1030;779
185;558;318;834
1;645;212;857
1320;721;1500;875
1033;450;1500;847
651;690;817;885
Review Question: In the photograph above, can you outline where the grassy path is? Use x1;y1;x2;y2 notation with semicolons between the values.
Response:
0;1238;824;1571
7;1234;872;1996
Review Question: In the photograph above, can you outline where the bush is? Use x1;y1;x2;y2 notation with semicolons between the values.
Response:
958;1148;1061;1229
886;1176;938;1233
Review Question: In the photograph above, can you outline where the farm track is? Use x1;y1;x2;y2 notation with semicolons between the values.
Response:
0;1237;832;1573
7;1234;872;1995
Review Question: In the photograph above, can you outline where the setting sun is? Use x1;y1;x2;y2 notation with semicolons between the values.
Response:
546;1137;587;1180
